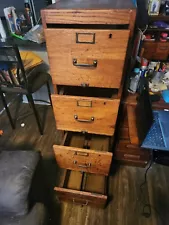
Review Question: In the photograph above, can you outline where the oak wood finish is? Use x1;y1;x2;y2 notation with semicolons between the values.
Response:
54;186;107;208
44;29;129;88
41;0;135;26
42;0;136;208
51;94;120;136
53;131;110;207
53;136;112;176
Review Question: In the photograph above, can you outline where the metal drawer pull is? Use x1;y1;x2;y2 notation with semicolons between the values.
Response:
74;151;89;157
78;163;91;168
73;198;88;206
73;161;91;168
73;59;97;68
74;115;94;123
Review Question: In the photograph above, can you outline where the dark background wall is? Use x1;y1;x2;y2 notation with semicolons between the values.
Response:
0;0;49;19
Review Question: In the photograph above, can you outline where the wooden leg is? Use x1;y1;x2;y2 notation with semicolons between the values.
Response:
26;94;43;135
0;91;15;129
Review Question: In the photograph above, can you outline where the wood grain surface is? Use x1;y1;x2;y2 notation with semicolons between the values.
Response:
44;29;129;88
42;9;133;25
53;145;112;175
54;186;107;208
51;94;120;136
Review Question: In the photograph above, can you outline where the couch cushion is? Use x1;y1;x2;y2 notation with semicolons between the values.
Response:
0;203;47;225
0;151;40;216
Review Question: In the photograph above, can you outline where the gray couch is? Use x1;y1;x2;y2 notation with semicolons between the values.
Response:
0;150;48;225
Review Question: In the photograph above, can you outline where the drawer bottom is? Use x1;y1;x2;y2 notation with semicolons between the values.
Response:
55;169;107;208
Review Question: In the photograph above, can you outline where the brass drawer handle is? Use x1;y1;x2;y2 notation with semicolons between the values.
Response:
74;114;94;123
73;198;88;206
73;59;97;68
73;161;91;168
74;151;89;157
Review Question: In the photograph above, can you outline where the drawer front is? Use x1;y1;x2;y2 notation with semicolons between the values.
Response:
115;141;150;160
114;153;148;167
114;141;150;167
51;95;120;136
45;29;130;88
54;187;107;208
53;145;112;175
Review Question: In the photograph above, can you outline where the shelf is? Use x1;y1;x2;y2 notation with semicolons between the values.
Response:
149;15;169;21
146;28;169;31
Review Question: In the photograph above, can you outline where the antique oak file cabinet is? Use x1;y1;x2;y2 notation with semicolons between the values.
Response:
42;0;136;208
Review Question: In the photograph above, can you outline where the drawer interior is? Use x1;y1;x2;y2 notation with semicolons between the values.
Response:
64;132;111;152
61;170;107;195
58;85;118;99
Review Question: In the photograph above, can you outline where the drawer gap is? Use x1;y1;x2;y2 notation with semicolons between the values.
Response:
58;85;118;99
46;24;129;30
64;132;111;152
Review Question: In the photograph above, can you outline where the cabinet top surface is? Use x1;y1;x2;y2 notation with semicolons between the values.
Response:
46;0;135;10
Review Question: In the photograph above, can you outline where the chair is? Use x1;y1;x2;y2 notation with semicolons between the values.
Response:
0;39;52;135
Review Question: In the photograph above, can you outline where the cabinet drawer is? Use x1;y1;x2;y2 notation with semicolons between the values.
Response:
55;170;107;208
51;94;120;136
114;140;150;167
45;29;129;88
53;132;112;175
54;132;111;208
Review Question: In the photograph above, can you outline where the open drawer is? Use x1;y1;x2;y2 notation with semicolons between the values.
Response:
54;170;108;208
53;132;113;176
53;132;112;207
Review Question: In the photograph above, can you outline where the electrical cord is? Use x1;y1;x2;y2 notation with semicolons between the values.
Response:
139;151;165;225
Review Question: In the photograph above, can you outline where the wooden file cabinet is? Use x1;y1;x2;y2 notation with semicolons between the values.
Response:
42;0;136;207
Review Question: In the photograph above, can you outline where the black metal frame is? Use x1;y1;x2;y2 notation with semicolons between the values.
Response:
0;39;52;135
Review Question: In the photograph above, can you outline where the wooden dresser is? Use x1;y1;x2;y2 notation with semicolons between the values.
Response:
114;93;151;167
42;0;136;208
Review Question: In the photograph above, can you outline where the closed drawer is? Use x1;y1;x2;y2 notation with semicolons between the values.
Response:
53;132;112;176
45;29;130;88
51;94;120;136
114;140;150;167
